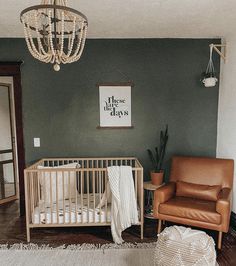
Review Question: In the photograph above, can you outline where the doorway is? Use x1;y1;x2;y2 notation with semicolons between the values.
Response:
0;82;18;204
0;62;25;215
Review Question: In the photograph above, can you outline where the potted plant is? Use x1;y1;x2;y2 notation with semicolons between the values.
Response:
201;45;218;87
147;125;169;186
201;71;218;88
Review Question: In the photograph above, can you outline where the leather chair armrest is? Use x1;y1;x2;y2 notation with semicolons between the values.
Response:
153;182;176;217
216;187;232;232
218;187;231;201
216;187;231;212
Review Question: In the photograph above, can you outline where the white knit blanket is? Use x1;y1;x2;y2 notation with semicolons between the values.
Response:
98;166;139;243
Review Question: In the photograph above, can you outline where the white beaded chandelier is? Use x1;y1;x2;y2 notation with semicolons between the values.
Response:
20;0;88;71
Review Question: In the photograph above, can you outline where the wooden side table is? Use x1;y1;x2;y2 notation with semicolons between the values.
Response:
144;181;165;219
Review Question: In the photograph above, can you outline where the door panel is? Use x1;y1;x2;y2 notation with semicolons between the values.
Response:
0;65;25;215
0;83;18;204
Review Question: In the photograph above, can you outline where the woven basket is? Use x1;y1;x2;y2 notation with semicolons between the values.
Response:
155;226;217;266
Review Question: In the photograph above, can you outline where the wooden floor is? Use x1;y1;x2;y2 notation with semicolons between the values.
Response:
0;201;236;265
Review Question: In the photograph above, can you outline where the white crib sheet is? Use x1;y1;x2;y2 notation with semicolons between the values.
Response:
32;194;111;224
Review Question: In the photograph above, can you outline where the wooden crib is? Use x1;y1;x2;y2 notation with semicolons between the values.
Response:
24;157;144;242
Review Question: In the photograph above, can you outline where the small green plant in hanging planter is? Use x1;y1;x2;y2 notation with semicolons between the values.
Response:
201;45;218;87
147;125;169;186
201;71;217;80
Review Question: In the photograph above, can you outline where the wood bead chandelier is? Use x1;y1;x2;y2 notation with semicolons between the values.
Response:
20;0;88;71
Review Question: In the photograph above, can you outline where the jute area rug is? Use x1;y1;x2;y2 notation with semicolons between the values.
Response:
0;243;156;266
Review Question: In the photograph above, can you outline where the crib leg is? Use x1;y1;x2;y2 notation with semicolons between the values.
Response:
141;222;144;239
26;226;30;243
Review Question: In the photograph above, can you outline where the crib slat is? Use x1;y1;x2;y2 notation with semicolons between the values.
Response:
105;170;108;223
62;171;65;224
81;171;83;223
35;173;38;206
93;170;95;223
75;172;77;224
102;161;104;191
87;171;89;223
37;173;40;224
99;170;101;223
140;168;144;239
96;161;99;193
30;172;34;222
96;175;98;194
43;171;47;224
37;172;40;204
33;173;36;207
135;170;138;201
56;171;59;224
69;171;71;224
50;171;53;224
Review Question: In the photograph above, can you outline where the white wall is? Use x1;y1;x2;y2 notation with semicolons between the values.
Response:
217;36;236;212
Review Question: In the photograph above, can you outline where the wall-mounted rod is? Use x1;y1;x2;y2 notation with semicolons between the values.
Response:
210;44;226;62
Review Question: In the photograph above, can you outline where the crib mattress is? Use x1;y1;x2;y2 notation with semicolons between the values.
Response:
32;194;111;224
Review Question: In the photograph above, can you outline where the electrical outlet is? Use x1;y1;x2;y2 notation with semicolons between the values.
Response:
34;138;40;147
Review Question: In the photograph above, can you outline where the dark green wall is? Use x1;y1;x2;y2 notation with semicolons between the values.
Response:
0;38;220;179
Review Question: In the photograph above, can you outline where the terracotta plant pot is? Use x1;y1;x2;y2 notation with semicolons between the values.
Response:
150;171;164;186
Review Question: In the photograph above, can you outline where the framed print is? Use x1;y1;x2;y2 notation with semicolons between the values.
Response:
98;83;133;128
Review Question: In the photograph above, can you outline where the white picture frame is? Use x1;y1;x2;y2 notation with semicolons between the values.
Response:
98;83;133;128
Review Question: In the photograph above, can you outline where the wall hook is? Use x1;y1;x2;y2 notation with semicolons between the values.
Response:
209;43;227;62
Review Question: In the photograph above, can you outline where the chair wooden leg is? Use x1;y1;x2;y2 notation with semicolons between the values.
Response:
26;226;30;243
157;219;162;234
218;231;222;250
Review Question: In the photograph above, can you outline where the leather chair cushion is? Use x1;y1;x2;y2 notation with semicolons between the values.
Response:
169;156;234;188
176;181;221;201
159;196;221;224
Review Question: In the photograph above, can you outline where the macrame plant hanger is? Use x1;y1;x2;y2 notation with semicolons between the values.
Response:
205;45;215;77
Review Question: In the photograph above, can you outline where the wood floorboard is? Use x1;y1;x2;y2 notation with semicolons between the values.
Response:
0;201;235;265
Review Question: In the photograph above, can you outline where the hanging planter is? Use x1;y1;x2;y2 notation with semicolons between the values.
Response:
201;45;218;87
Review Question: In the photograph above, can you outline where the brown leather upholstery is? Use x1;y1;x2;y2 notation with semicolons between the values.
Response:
159;197;221;224
169;156;233;187
216;187;232;232
154;156;234;235
176;181;221;201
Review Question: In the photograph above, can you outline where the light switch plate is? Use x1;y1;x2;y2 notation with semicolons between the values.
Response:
34;138;40;147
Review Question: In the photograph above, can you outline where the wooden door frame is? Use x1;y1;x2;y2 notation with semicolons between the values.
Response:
0;83;18;205
0;62;25;215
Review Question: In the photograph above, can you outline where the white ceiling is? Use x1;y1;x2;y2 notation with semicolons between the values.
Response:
0;0;236;38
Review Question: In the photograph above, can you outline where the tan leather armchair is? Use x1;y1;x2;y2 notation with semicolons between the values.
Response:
153;156;234;249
